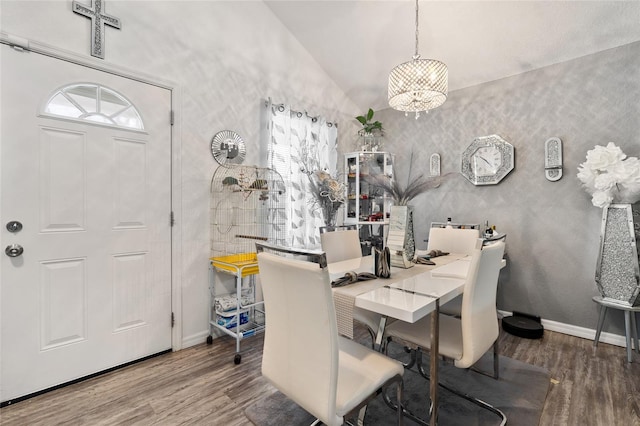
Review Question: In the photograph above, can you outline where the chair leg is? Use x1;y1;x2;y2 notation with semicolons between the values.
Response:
594;305;607;347
624;311;633;363
357;406;367;426
366;325;376;350
416;349;430;381
493;340;500;380
467;341;500;380
397;380;404;426
381;389;429;426
631;311;639;354
381;341;428;426
384;337;418;370
636;312;640;352
436;380;507;426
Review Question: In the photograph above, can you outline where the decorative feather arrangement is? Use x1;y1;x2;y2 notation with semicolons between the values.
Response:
365;151;450;205
364;173;448;206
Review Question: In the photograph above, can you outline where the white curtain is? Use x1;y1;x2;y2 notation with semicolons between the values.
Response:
265;100;338;249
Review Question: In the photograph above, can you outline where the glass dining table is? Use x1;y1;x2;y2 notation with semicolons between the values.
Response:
330;254;473;426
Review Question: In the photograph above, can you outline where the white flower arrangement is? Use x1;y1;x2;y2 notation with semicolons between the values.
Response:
577;142;640;208
308;170;345;226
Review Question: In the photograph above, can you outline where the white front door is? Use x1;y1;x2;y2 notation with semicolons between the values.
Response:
1;44;173;402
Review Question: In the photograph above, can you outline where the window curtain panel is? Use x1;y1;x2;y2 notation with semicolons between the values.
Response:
265;100;338;249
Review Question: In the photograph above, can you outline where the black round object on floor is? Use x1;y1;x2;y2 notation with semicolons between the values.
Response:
502;311;544;339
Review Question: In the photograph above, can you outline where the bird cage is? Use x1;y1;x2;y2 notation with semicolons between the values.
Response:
210;164;288;274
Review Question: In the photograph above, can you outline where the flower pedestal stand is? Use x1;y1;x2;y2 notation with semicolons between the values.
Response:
596;204;640;306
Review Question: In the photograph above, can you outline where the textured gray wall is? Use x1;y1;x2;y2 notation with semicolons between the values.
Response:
371;42;640;334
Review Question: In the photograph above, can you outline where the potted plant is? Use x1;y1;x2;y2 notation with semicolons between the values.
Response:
356;108;383;135
355;108;383;151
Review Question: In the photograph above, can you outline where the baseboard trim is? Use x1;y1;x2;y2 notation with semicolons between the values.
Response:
182;330;211;349
185;314;631;350
498;310;628;348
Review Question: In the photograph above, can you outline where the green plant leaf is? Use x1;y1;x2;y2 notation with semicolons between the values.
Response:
367;108;374;121
356;116;367;125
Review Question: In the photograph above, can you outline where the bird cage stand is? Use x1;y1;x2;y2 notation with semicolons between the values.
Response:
207;164;287;364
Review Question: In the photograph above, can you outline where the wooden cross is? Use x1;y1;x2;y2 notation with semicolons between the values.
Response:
73;0;121;59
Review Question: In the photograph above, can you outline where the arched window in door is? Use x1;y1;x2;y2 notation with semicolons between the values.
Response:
43;83;144;130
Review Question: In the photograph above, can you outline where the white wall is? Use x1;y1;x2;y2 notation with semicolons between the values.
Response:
0;0;360;346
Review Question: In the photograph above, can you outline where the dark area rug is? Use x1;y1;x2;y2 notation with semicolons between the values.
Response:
245;345;550;426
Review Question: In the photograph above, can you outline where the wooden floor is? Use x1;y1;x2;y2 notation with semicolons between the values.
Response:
2;325;639;426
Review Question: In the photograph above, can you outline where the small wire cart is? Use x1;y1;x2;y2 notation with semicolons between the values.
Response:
208;254;264;364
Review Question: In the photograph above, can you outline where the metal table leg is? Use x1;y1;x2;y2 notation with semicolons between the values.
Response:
374;316;388;351
430;299;439;426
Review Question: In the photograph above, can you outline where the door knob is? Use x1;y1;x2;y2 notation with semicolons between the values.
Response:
5;244;24;257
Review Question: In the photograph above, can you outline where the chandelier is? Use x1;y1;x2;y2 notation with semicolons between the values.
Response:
388;0;448;118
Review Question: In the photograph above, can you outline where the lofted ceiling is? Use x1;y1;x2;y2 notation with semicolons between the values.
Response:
265;0;640;112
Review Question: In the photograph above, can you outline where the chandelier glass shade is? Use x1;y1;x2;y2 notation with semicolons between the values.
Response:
388;0;448;117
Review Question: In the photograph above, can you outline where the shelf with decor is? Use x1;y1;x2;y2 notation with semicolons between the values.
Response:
344;152;394;225
344;152;393;255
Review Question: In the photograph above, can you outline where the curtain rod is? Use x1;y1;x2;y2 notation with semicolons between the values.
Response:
264;97;338;127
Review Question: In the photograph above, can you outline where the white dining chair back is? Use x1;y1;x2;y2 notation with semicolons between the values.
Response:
256;245;404;426
320;229;362;264
427;227;480;255
427;227;481;316
458;240;505;368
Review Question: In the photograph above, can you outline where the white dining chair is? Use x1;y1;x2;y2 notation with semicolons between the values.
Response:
256;243;404;426
383;241;507;424
426;227;481;255
320;228;362;264
426;227;481;317
321;228;386;346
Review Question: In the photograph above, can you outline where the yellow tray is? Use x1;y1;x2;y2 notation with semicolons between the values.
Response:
210;253;259;277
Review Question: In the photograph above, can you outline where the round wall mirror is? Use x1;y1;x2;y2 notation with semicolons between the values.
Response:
211;130;246;165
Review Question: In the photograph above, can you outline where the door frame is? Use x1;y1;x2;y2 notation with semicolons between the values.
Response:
0;31;184;350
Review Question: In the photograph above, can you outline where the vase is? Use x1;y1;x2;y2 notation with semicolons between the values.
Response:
596;204;640;306
387;205;415;268
323;205;340;229
357;130;383;152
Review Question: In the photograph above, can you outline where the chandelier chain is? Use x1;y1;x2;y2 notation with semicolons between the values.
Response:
414;0;420;59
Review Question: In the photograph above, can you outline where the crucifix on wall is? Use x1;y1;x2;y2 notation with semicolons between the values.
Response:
73;0;121;59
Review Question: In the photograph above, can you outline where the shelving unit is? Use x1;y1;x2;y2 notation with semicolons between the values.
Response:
344;152;394;254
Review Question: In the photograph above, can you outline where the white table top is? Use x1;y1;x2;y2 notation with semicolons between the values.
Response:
330;254;470;337
355;274;465;323
353;254;507;323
